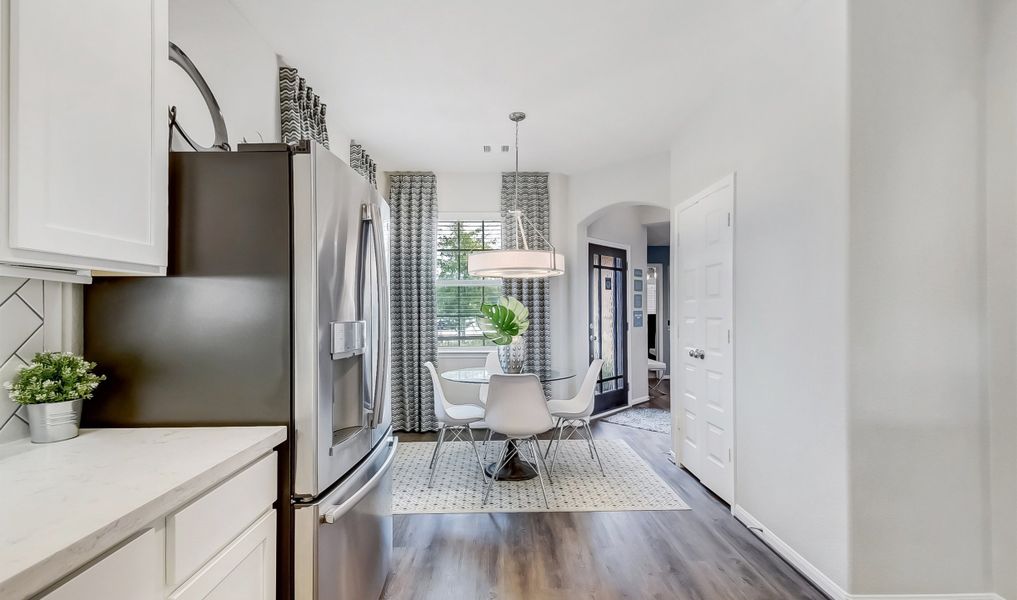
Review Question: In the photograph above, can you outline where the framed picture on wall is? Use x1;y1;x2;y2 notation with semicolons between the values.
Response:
634;310;643;327
634;279;643;292
634;268;643;278
634;294;643;309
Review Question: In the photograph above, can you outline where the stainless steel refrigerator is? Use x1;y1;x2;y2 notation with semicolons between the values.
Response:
82;141;394;600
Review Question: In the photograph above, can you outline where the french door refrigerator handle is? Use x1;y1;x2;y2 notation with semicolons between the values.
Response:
321;438;397;524
369;202;391;430
357;207;375;423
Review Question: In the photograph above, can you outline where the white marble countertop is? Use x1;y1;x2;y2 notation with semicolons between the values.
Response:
0;426;286;599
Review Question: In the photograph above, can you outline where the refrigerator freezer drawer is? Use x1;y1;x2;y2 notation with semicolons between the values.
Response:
293;436;396;600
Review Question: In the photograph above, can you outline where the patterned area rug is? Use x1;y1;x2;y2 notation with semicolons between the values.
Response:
601;407;672;434
393;439;689;514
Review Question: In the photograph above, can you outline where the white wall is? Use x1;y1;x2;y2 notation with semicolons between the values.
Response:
169;0;372;174
585;205;668;405
566;153;671;398
849;1;991;593
168;0;281;147
984;1;1017;598
666;1;851;589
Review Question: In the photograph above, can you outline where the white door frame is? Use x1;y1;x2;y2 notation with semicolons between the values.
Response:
586;237;634;408
670;173;736;505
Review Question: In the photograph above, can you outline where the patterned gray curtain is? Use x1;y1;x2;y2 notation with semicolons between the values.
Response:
350;140;377;188
279;67;330;149
389;173;439;432
501;172;552;380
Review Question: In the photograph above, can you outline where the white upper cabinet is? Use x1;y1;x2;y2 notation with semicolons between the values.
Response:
0;0;168;275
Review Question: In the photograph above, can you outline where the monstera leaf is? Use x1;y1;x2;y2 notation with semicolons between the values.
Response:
478;296;530;345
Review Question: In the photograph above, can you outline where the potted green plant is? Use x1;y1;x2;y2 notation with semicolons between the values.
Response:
3;352;105;443
478;295;530;373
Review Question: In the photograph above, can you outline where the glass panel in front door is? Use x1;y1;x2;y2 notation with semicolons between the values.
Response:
589;243;628;413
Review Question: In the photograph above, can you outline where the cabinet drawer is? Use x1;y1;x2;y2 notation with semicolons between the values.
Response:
40;529;159;600
166;453;277;586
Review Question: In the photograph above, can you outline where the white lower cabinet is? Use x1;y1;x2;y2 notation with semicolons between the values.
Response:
41;530;161;600
169;511;276;600
35;453;277;600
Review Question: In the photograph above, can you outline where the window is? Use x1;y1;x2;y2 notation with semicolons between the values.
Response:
436;217;503;348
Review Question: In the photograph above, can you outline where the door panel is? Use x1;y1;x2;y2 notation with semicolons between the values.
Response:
673;176;735;505
589;243;628;413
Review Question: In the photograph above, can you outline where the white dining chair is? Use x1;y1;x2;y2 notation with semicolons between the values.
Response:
483;373;555;508
477;351;502;405
424;362;487;487
477;351;503;455
544;359;606;476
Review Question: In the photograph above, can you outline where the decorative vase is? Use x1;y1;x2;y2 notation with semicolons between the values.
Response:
25;399;83;444
498;336;527;374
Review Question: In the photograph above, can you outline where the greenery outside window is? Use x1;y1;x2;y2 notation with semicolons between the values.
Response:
436;216;502;348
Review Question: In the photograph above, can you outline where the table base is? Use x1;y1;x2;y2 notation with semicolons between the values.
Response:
485;439;539;481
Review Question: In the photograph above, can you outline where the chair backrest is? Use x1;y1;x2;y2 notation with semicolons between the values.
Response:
573;358;605;418
478;351;502;405
485;373;554;437
423;362;449;423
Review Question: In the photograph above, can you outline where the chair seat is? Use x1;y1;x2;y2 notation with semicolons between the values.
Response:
547;399;590;420
443;403;485;425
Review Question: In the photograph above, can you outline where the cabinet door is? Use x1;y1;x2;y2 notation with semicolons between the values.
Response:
169;510;276;600
41;529;160;600
7;0;167;268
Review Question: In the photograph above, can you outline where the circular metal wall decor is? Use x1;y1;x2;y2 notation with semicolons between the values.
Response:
168;42;230;151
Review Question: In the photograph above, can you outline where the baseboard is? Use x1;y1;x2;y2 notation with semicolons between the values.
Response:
631;395;650;406
732;506;1004;600
733;505;849;600
849;595;1004;600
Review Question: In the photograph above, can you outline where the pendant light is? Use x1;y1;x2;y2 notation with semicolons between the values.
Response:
467;112;565;278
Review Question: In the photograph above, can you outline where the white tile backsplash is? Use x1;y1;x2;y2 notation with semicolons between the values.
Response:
0;277;66;442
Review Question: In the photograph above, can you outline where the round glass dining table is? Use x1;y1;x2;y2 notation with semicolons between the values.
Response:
440;367;576;481
440;367;575;385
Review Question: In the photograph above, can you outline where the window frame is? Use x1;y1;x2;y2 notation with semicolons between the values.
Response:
435;212;504;353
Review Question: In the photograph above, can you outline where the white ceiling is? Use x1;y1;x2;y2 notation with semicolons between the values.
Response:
230;0;773;173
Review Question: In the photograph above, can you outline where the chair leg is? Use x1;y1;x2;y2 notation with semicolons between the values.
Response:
544;418;561;458
483;429;494;461
531;435;553;485
429;425;446;469
528;437;550;509
466;426;488;480
582;420;594;459
583;421;606;476
482;441;511;505
550;425;565;475
428;426;448;487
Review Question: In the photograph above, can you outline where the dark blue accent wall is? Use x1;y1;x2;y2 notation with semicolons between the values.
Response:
647;245;670;265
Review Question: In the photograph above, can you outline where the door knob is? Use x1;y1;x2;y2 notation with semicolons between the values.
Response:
696;349;706;360
688;349;696;358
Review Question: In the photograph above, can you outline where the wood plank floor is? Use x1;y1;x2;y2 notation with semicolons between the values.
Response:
383;378;826;600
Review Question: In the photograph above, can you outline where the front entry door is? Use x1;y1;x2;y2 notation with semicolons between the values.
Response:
673;175;735;504
589;243;629;414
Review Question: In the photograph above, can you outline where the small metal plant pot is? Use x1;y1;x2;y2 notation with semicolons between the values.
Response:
498;336;527;374
26;399;83;444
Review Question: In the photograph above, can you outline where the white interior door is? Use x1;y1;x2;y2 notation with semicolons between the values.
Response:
671;175;735;504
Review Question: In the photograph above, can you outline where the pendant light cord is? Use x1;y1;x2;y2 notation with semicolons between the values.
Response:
512;116;530;250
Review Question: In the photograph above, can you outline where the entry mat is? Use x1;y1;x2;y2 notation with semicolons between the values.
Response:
601;406;672;434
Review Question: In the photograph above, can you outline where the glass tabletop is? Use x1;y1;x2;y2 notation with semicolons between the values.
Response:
440;368;576;384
